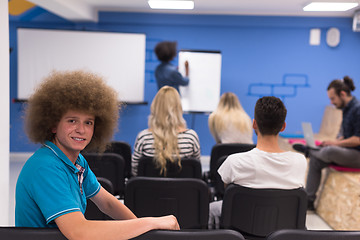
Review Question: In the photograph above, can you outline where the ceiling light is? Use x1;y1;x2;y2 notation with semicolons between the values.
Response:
303;2;359;11
148;0;194;10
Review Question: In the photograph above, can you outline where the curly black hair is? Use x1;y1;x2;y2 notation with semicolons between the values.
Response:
154;41;177;62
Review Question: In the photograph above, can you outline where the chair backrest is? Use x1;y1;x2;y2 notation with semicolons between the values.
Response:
220;184;307;238
105;141;132;178
266;229;360;240
125;177;209;229
82;152;125;196
214;155;229;199
137;156;202;178
210;143;256;181
0;227;67;240
131;229;245;240
85;177;114;220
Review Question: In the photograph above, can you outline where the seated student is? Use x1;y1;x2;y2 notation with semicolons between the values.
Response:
208;92;253;144
131;86;201;176
15;70;179;240
208;96;307;229
293;76;360;210
154;41;189;92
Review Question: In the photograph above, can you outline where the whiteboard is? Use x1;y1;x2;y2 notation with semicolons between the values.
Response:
17;28;146;102
178;50;222;112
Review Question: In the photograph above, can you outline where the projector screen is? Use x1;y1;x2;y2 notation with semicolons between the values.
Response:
17;28;146;103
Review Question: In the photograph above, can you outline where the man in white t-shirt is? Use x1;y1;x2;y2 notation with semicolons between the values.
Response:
208;96;307;229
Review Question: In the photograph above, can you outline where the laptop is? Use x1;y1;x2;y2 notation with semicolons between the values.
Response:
301;122;321;150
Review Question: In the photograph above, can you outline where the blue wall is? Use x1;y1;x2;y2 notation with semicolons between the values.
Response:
9;9;360;155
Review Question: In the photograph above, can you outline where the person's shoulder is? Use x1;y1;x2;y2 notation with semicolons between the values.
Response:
29;146;59;165
182;129;200;138
353;98;360;110
183;128;197;134
282;151;307;165
281;150;306;158
137;128;152;136
135;129;154;142
226;149;256;163
20;146;63;180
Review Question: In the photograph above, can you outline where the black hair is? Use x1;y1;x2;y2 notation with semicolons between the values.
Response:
254;96;287;135
327;76;355;96
154;41;177;62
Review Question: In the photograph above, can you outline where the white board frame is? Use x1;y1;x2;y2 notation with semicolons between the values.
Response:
17;28;146;103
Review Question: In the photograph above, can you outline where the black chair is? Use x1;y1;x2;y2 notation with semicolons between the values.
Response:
85;177;114;220
0;227;245;240
104;141;132;179
0;227;67;240
137;156;202;178
125;177;209;229
207;143;256;184
131;229;246;240
266;229;360;240
205;143;256;200
214;155;229;199
82;152;125;197
220;184;307;240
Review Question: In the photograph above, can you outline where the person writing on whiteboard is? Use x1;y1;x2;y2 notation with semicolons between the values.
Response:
131;86;201;176
154;41;189;92
15;70;179;240
209;92;253;144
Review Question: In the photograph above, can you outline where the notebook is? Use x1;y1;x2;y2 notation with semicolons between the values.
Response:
301;122;321;150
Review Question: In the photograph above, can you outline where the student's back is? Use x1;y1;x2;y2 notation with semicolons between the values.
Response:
131;86;200;177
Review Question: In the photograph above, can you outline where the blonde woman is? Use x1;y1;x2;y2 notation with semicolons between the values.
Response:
132;86;201;176
209;92;253;144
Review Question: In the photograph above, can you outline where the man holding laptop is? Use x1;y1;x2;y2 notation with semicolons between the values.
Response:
294;76;360;210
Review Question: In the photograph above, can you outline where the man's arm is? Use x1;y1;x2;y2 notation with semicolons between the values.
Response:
184;61;189;77
90;187;136;220
55;187;179;240
322;135;360;147
55;211;179;240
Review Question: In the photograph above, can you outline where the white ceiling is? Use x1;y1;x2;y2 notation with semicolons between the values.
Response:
28;0;360;22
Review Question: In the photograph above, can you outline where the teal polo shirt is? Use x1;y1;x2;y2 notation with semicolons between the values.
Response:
15;141;100;228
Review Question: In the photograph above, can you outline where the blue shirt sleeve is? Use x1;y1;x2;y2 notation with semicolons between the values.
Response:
170;70;189;86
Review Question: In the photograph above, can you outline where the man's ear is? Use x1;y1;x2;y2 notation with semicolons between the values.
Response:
253;119;257;130
51;127;57;134
339;90;347;99
280;122;286;132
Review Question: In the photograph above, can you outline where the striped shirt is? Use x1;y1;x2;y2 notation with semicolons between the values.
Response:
131;129;201;176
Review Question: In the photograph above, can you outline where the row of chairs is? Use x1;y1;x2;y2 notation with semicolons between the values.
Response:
82;153;203;198
86;177;307;239
86;141;256;180
2;227;360;240
83;142;257;199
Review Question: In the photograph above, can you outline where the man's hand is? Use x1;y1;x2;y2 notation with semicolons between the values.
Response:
184;61;189;76
152;215;180;230
320;140;338;146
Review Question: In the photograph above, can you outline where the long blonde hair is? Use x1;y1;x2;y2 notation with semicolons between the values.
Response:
148;86;186;175
209;92;252;143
